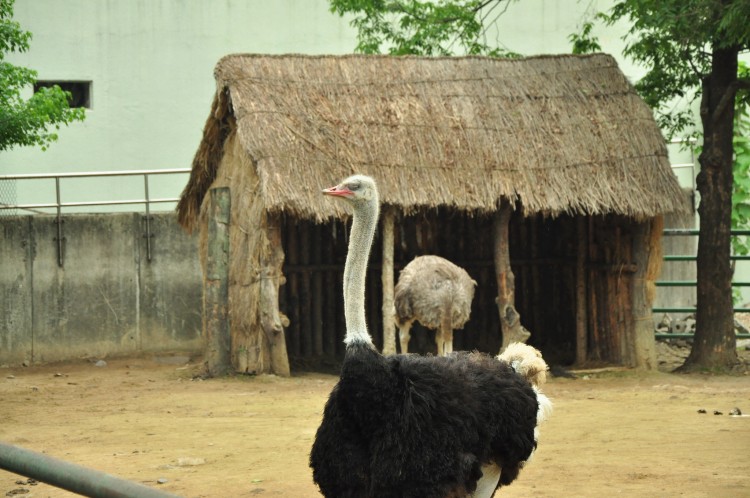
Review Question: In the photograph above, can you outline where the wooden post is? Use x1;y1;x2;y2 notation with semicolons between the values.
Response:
630;216;662;369
261;216;291;377
286;224;301;357
312;223;324;356
587;217;600;361
381;207;397;355
575;216;588;366
323;224;337;356
299;225;313;356
493;203;531;352
205;187;231;377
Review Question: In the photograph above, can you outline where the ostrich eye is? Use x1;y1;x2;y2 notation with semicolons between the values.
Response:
348;182;360;191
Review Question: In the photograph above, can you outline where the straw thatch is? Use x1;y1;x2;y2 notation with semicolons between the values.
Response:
177;53;686;231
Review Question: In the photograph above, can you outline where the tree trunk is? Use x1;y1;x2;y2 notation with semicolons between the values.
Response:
493;204;530;352
681;46;740;372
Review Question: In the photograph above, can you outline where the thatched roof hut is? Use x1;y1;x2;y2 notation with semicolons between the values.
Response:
178;53;687;376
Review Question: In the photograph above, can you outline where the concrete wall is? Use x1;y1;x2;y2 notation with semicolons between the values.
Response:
0;212;202;365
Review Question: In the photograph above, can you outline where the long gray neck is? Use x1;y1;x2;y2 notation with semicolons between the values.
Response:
343;198;379;347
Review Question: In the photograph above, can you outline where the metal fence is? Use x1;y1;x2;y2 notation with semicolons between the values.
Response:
654;228;750;339
654;138;749;339
0;169;191;265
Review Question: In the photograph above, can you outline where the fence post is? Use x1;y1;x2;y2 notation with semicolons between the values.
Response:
205;187;231;376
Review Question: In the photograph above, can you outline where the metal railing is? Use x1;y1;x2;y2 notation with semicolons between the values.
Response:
654;228;750;339
0;441;182;498
655;139;749;338
0;168;190;266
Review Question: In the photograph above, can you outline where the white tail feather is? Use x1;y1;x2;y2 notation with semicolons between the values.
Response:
497;342;553;427
496;342;549;388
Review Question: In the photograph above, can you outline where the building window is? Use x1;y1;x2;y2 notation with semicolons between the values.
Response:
33;81;92;109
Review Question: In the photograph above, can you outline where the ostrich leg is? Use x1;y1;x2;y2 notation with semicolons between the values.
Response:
438;312;453;356
398;322;413;354
442;328;454;356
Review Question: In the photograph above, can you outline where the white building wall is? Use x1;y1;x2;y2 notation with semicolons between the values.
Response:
4;0;358;171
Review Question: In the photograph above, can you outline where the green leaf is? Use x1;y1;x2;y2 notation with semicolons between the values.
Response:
329;0;522;57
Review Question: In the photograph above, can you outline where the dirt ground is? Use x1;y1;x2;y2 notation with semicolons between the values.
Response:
1;355;749;498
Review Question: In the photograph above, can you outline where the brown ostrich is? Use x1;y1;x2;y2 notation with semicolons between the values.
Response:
394;255;477;356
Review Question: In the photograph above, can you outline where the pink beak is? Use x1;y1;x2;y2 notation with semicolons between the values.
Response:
322;185;354;197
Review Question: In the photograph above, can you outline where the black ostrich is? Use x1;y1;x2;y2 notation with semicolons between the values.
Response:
310;175;551;498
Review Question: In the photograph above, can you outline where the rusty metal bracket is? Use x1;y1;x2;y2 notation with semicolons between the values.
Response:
142;174;154;262
54;177;65;267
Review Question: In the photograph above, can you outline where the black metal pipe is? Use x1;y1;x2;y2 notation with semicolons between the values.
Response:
0;442;182;498
54;176;65;267
143;173;153;263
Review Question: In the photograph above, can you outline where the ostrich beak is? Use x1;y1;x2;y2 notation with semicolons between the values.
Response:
322;185;354;197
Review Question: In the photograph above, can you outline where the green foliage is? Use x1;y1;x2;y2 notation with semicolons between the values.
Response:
568;20;602;54
574;2;750;254
732;62;750;258
0;0;84;151
329;0;519;57
602;2;707;139
596;1;750;140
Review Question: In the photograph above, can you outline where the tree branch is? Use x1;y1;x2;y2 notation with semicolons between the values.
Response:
387;0;500;24
711;79;747;124
700;76;710;121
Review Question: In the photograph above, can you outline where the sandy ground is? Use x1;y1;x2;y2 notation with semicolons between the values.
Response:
1;355;749;498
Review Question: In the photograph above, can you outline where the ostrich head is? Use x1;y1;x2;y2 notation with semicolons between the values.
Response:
322;174;380;347
322;175;378;206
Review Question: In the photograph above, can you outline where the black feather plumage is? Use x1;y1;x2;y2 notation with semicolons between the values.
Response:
310;344;539;498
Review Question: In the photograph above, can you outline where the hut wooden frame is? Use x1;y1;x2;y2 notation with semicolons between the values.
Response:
177;53;686;375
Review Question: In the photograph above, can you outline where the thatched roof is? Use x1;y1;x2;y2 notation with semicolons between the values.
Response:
177;53;687;230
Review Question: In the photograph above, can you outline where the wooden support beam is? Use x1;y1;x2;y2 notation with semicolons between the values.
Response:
381;207;397;355
261;216;290;377
312;223;324;356
630;216;662;370
493;203;531;352
575;216;588;366
205;187;231;377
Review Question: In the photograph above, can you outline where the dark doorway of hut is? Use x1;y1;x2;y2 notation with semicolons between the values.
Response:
278;207;661;373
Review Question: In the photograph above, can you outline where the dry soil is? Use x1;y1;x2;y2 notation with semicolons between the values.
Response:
1;356;749;498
